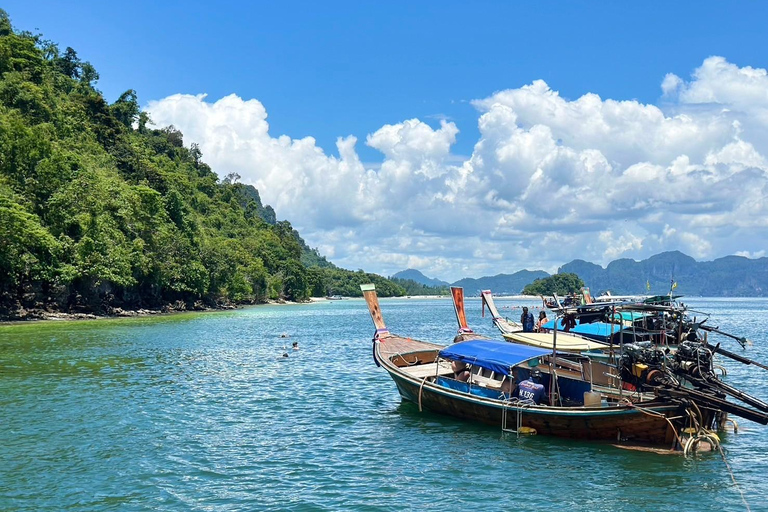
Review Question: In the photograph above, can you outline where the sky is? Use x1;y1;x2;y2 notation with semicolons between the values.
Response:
6;1;768;282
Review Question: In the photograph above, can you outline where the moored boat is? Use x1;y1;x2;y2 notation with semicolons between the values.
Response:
360;284;768;450
479;290;523;334
481;289;611;355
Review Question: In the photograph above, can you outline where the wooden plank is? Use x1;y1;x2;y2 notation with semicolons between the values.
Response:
451;287;470;331
361;284;388;334
402;361;454;378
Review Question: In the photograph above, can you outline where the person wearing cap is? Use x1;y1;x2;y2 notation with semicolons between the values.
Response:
521;307;535;332
516;370;546;404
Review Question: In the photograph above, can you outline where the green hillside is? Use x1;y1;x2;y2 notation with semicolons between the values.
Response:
0;11;403;318
559;251;768;296
452;270;550;295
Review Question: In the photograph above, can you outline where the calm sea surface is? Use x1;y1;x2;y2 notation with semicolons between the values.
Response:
1;297;767;511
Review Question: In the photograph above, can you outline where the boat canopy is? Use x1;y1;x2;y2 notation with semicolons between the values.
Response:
644;294;683;304
438;339;550;376
612;311;648;322
542;320;625;341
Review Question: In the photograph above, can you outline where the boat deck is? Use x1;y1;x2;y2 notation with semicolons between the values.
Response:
377;334;443;359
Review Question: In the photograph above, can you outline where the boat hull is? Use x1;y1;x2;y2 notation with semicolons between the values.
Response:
376;343;679;446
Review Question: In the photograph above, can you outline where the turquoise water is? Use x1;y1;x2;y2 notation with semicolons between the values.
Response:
1;297;767;511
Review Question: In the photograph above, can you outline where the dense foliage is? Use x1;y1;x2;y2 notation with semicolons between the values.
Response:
0;11;403;317
522;273;585;296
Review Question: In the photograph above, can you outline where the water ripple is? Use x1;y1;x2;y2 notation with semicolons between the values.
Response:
1;299;767;511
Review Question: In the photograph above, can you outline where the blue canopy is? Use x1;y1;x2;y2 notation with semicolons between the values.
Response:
542;320;624;342
438;339;550;377
613;311;648;322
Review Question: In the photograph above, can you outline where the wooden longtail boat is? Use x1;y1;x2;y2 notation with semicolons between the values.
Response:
361;284;698;447
452;286;625;391
479;290;522;334
481;289;610;353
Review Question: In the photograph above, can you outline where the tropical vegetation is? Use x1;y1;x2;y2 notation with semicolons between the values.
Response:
0;10;404;318
521;273;584;296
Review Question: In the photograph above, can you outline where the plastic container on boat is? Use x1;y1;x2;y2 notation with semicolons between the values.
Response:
583;391;602;407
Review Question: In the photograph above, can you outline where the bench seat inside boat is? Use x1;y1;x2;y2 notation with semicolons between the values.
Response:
401;361;454;378
436;376;506;400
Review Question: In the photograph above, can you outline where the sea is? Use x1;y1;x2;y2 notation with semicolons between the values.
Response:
1;297;767;512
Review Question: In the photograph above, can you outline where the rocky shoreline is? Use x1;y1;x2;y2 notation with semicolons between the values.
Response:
0;298;324;323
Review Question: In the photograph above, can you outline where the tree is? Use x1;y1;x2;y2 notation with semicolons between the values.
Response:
79;61;98;87
222;172;240;184
0;190;60;294
0;9;11;37
280;259;308;301
110;90;139;128
55;46;81;78
522;273;585;296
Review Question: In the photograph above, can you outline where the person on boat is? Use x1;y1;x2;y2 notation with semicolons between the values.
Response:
451;360;470;382
521;307;535;332
535;310;549;332
292;341;299;350
563;313;577;332
516;370;546;404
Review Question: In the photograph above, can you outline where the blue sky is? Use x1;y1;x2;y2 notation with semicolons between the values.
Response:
5;2;768;281
8;1;766;158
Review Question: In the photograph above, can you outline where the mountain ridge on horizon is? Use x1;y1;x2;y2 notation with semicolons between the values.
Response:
394;251;768;297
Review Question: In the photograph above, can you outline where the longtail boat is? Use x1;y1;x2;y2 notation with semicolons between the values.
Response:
481;289;609;353
479;290;522;334
361;283;768;451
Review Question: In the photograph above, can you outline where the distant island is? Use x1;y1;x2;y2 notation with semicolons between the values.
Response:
394;250;768;297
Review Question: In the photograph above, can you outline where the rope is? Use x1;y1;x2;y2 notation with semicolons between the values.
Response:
391;351;419;366
718;444;751;512
418;377;427;412
620;399;685;448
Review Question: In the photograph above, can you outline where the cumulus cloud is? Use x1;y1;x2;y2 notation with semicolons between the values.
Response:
146;57;768;282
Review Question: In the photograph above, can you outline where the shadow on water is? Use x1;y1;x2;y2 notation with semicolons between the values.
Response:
383;395;750;512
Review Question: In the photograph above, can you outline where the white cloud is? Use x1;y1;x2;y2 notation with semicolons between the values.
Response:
146;57;768;283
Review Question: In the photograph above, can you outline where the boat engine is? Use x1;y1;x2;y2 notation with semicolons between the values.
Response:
671;341;716;379
620;341;719;391
618;343;672;392
619;341;768;425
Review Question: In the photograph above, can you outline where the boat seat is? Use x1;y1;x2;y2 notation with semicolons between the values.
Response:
470;374;503;389
401;361;454;379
